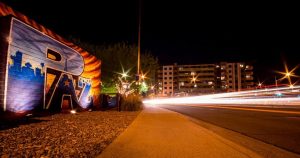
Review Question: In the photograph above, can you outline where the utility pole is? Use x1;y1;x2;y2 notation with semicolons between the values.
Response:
136;0;141;81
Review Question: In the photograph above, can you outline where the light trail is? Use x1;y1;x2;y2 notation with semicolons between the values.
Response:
187;105;300;114
143;85;300;106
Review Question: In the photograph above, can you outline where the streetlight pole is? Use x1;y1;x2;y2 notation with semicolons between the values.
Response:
137;0;142;81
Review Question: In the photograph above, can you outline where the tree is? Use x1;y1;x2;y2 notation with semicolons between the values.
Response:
70;38;159;94
96;42;159;94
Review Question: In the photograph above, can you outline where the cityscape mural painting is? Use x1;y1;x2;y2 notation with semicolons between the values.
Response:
0;3;101;114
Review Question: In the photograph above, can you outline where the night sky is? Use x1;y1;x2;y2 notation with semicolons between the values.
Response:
1;0;300;85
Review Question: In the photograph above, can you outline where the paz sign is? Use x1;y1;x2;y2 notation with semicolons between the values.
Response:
0;3;101;114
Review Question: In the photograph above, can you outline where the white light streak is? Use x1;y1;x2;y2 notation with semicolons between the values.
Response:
143;85;300;106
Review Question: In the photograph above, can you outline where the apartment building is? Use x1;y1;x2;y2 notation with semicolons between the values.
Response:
156;62;254;96
177;64;215;94
215;62;254;92
156;65;176;96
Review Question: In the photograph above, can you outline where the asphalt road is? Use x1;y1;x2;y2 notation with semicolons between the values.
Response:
159;104;300;154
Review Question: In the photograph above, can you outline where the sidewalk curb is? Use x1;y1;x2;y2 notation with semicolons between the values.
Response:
187;116;300;158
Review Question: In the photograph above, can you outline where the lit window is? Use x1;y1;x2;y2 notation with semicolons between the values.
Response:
208;81;213;85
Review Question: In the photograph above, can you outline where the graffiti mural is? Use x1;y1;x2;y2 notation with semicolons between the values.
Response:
0;2;101;113
7;50;45;112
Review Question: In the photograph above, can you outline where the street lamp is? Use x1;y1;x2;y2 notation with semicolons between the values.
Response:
118;66;130;80
276;63;299;86
256;81;263;89
151;86;154;90
121;72;128;79
192;78;196;82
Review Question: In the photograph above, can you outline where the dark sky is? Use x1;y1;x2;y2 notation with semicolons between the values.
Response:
1;0;300;84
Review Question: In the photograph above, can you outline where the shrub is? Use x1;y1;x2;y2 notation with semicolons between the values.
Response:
120;94;143;111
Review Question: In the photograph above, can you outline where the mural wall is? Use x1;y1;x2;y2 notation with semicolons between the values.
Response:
0;3;101;113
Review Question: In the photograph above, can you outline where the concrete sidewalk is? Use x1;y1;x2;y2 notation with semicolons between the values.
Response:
98;106;265;158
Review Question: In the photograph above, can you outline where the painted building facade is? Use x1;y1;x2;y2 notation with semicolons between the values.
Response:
0;3;101;113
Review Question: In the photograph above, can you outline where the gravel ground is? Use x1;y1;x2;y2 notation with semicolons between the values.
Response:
0;110;139;157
